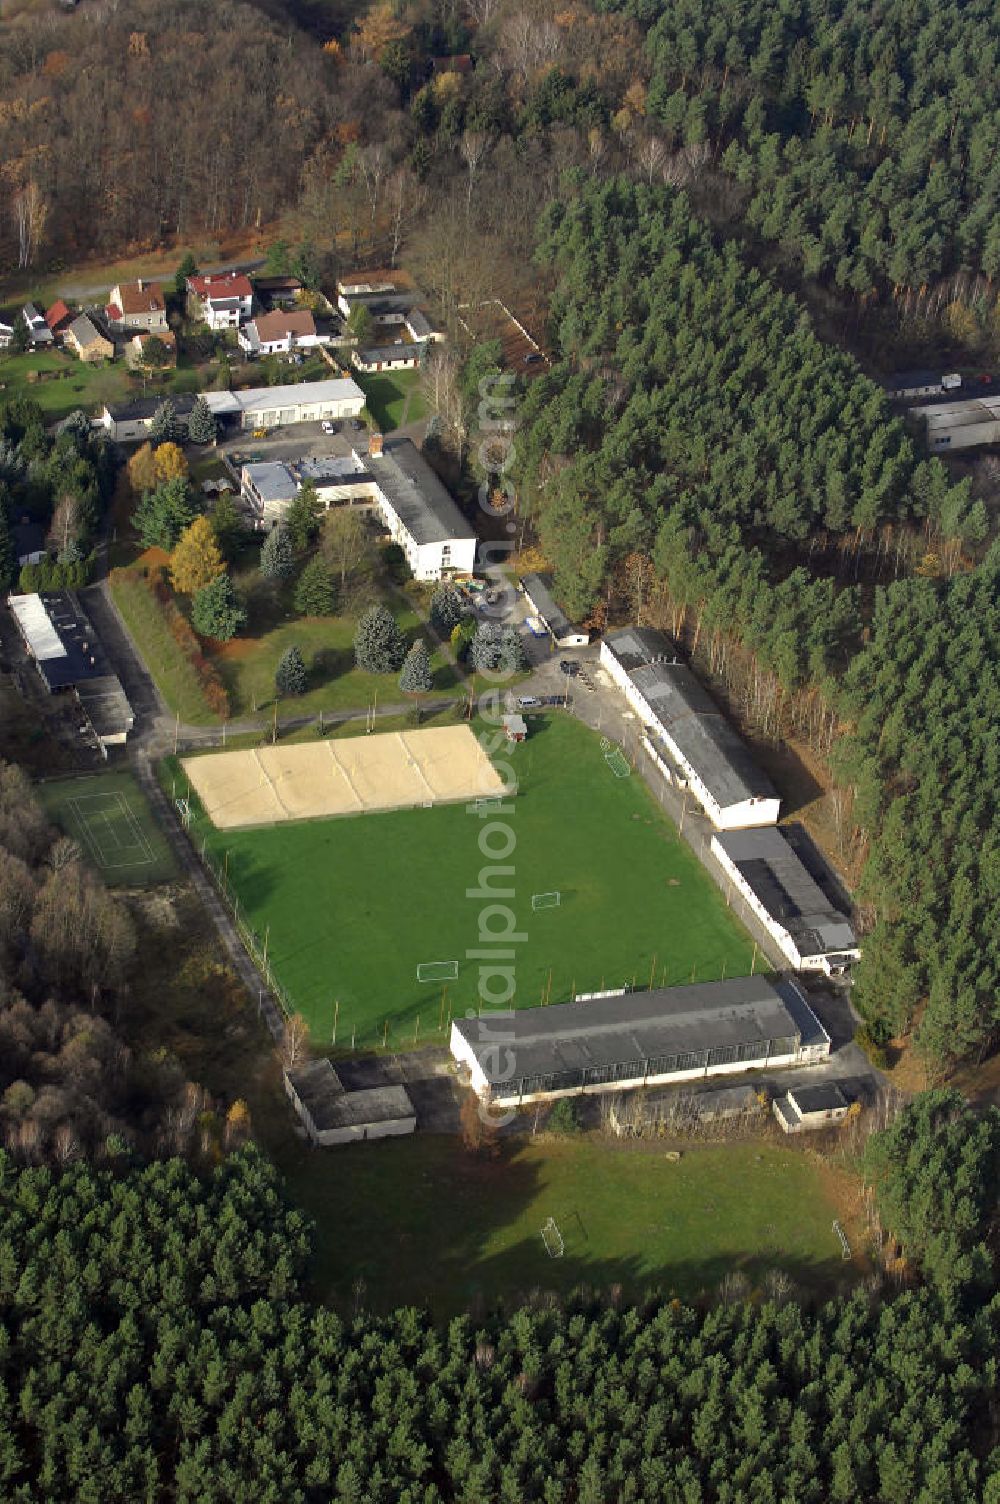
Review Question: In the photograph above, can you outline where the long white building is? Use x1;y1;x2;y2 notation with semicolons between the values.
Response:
711;827;859;977
601;628;780;830
451;976;830;1107
99;378;365;443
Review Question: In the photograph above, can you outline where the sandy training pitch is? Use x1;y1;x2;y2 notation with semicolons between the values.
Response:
182;725;507;829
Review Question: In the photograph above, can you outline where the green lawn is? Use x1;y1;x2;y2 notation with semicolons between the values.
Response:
211;585;459;718
35;769;177;887
109;568;220;725
279;1134;854;1315
0;349;132;417
354;368;428;431
174;714;761;1044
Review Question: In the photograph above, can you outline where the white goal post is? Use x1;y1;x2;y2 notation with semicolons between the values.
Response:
541;1217;565;1258
175;798;192;830
417;960;459;983
531;891;561;910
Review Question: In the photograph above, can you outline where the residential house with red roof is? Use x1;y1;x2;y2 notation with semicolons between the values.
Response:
186;271;254;330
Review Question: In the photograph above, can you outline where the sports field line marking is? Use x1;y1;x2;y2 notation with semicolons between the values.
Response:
65;792;157;870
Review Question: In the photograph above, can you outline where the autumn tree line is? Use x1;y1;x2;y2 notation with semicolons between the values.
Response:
0;1090;994;1500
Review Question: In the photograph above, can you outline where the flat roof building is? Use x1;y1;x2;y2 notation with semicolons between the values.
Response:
283;1059;416;1146
8;592;133;751
774;1081;850;1134
601;628;780;830
240;452;376;529
520;573;589;649
913;394;1000;452
451;975;830;1106
711;827;859;976
204;377;364;430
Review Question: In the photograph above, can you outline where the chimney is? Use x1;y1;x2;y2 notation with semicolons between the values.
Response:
369;431;384;458
137;278;143;291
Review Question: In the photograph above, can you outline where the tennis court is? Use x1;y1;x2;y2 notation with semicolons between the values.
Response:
36;770;177;886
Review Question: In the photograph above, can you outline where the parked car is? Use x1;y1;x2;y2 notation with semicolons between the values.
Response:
518;695;542;709
320;419;337;434
559;659;579;676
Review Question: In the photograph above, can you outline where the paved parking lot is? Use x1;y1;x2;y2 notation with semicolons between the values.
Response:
220;419;365;467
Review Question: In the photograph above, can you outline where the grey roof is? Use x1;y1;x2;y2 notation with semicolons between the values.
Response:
105;394;197;421
11;591;110;690
242;460;298;504
521;574;580;639
286;1059;414;1131
76;675;134;738
67;314;104;346
293;454;370;486
789;1082;848;1114
405;308;434;338
346;291;416;316
223;378;364;417
714;828;857;957
630;660;778;811
361;438;475;546
604;626;676;673
356;343;422;365
456;976;809;1090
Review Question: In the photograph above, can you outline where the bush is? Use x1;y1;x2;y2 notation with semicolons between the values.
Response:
546;1098;581;1135
382;541;411;584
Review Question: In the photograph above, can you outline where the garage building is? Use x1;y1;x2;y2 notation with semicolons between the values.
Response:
8;591;134;753
912;393;1000;452
601;628;780;829
519;573;589;648
284;1059;416;1146
451;975;830;1107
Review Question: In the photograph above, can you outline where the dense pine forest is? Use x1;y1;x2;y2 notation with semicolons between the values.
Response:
0;1092;997;1502
597;0;1000;295
514;176;998;1068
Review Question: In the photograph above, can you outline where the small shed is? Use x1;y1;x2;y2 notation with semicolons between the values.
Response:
773;1082;850;1134
502;713;528;743
284;1059;416;1146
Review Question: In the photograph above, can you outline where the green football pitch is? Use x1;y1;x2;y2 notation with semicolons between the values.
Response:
176;715;762;1045
36;770;177;887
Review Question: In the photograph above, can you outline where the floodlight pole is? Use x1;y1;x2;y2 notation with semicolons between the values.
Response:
332;998;339;1046
263;925;270;967
173;712;179;754
413;1015;419;1045
751;941;758;976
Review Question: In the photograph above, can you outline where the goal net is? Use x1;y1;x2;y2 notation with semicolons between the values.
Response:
540;1217;565;1258
531;891;561;910
175;797;192;830
604;747;631;778
417;960;459;983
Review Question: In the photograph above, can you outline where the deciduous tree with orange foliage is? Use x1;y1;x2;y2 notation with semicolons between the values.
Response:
169;515;225;596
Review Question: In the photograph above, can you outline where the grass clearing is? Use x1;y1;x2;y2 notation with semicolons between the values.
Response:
354;368;427;431
281;1134;858;1315
0;348;134;418
210;588;459;718
35;769;177;886
172;714;761;1044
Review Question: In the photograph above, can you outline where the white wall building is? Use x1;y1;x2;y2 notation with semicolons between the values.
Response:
204;377;365;431
710;827;860;976
354;434;477;581
186;272;254;330
451;976;830;1107
601;628;781;830
238;309;330;357
914;394;1000;452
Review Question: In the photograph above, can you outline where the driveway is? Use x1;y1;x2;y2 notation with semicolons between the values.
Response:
220;420;364;467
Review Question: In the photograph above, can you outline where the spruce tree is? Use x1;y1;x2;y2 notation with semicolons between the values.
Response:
260;525;295;581
293;557;337;616
429;582;466;634
275;644;308;696
187;397;217;446
354;603;406;672
191;573;246;641
399;638;433;696
149;399;177;445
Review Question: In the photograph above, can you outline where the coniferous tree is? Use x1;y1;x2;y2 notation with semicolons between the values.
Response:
275;644;308;695
260;525;295;581
354;603;406;672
